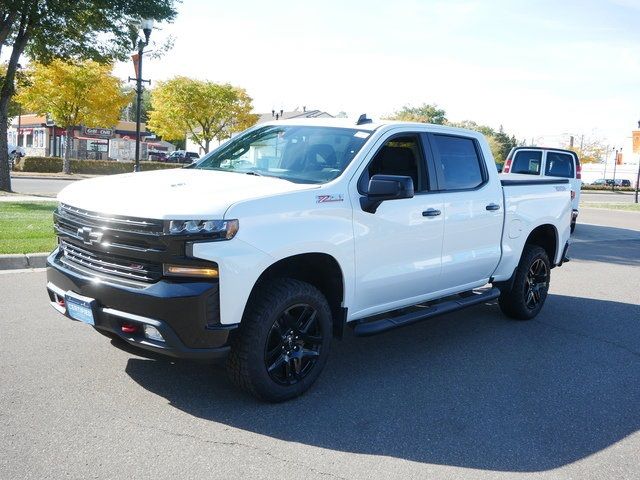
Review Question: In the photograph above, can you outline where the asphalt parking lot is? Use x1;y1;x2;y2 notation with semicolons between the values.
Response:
1;208;639;480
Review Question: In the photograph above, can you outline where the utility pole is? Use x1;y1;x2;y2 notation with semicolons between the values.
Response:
569;136;574;148
603;144;610;180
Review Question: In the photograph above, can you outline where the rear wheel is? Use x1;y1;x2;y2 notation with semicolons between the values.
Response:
226;278;332;402
498;245;551;320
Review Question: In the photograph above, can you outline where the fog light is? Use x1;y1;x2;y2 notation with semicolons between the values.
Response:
143;325;164;342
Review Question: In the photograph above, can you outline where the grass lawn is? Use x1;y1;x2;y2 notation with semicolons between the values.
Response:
582;202;640;212
0;202;58;254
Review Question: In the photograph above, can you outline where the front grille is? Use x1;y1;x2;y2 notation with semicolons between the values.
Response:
59;240;162;284
58;203;164;234
53;203;170;285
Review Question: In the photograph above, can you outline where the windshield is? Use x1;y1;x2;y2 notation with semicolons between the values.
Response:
191;125;371;184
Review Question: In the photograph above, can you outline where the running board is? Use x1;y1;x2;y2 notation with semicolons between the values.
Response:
353;287;501;337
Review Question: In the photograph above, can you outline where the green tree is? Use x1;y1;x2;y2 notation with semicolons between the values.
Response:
450;120;519;164
0;0;177;190
386;103;447;124
120;86;151;124
18;60;131;173
564;136;606;163
148;77;258;153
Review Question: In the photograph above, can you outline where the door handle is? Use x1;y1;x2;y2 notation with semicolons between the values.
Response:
422;208;441;217
486;203;501;211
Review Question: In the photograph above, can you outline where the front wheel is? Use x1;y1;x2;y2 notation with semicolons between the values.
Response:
498;245;551;320
226;278;332;402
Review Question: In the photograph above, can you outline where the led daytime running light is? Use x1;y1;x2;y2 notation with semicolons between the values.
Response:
168;219;239;239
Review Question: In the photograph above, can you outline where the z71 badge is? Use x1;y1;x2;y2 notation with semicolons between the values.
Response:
316;194;344;203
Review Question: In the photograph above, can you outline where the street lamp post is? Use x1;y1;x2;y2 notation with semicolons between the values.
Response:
612;148;619;192
128;19;154;172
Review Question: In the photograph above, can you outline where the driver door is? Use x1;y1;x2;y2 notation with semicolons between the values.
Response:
349;132;445;319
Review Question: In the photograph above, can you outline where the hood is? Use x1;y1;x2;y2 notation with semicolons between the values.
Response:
58;168;316;219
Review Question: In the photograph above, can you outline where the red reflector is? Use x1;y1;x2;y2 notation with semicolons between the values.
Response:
121;323;139;334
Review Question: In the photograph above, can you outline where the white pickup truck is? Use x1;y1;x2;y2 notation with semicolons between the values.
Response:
47;118;571;401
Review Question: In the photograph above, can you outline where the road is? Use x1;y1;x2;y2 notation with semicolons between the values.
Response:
581;190;636;204
11;177;75;196
10;176;640;204
1;208;639;480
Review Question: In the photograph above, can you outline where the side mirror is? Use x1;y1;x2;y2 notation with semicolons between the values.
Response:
360;174;414;213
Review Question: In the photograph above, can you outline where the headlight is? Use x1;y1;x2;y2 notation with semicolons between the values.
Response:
167;219;239;239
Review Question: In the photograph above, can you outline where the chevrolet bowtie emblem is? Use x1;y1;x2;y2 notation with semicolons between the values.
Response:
77;226;103;246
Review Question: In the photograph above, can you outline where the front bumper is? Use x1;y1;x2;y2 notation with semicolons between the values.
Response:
46;249;235;362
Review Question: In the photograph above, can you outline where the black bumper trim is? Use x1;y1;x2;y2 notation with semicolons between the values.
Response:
47;250;237;361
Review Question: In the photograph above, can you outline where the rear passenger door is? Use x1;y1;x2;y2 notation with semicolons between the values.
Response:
427;133;504;292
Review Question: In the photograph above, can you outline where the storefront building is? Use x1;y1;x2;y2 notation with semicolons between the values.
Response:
8;114;149;160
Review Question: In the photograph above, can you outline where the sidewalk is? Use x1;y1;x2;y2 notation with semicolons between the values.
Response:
11;171;99;180
0;192;57;202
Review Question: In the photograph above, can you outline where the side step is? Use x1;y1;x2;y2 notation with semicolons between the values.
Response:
353;287;501;337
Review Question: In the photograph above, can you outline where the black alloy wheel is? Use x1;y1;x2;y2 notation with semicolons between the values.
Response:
264;304;323;385
498;244;551;320
524;258;549;310
226;278;332;402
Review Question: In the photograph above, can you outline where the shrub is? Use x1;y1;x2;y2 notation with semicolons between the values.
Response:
581;184;635;192
19;156;179;174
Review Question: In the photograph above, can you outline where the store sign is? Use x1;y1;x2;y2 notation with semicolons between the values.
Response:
84;127;113;137
633;131;640;154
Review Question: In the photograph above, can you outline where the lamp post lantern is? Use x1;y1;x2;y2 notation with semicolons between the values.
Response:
128;19;154;172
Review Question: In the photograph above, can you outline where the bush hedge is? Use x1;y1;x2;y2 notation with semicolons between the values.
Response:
18;156;180;174
581;184;636;192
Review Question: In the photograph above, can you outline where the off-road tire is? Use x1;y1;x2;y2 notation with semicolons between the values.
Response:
226;278;332;402
498;245;551;320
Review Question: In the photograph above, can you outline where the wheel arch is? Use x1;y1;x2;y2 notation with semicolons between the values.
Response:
494;223;559;293
525;223;559;265
246;253;347;338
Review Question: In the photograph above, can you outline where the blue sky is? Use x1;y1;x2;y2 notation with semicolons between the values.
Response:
118;0;638;146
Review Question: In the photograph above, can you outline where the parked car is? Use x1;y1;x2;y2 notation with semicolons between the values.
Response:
166;150;199;164
7;143;25;169
591;178;632;187
502;147;581;233
46;118;571;402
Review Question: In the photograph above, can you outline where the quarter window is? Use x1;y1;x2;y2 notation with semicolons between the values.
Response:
545;152;574;178
432;135;484;190
511;150;542;175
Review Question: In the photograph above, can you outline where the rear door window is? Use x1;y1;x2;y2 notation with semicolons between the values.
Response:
511;150;542;175
431;135;485;190
545;152;575;178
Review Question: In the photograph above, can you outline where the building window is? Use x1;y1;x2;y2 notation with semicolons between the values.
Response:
25;131;33;147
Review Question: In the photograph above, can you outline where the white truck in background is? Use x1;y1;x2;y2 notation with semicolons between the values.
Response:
47;117;572;402
502;147;581;232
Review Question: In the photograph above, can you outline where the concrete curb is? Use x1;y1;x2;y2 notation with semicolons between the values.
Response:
0;253;49;270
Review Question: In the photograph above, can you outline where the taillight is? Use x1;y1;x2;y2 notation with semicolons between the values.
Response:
503;158;512;173
576;163;582;179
